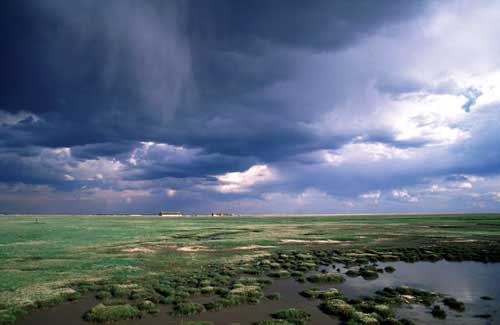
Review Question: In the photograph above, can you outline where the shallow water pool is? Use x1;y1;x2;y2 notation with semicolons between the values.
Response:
17;261;500;324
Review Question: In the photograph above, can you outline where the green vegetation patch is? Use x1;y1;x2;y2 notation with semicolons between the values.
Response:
320;299;356;319
384;266;396;273
0;307;28;325
431;305;446;319
256;320;293;325
317;285;452;324
442;297;465;312
300;287;343;300
137;300;160;315
320;299;384;324
300;288;322;299
267;270;290;278
374;286;441;306
266;292;281;300
306;273;345;283
173;302;205;316
272;308;311;325
83;304;141;323
480;296;494;300
229;285;263;301
204;284;263;311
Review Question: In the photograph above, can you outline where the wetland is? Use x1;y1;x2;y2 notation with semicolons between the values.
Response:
1;214;500;324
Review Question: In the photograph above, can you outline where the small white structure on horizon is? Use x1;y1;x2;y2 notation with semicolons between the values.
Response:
211;212;233;216
159;211;183;216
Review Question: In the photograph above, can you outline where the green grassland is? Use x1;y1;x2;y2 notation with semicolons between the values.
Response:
1;213;500;320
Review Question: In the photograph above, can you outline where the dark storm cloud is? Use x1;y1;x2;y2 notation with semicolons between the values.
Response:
187;0;427;51
124;144;257;180
0;149;66;185
187;0;428;113
1;0;193;155
71;143;137;160
0;0;427;162
2;0;500;214
446;108;500;176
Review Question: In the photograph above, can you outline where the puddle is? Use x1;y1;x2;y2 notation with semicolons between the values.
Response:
199;234;226;241
320;261;500;324
16;261;500;324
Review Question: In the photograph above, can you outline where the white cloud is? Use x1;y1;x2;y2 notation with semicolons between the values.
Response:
351;142;415;161
308;0;500;154
63;174;75;181
427;184;449;193
214;164;277;193
387;93;471;146
463;175;484;183
64;158;124;182
320;142;415;168
424;174;484;194
392;189;418;203
456;182;472;189
52;147;71;158
128;141;196;167
359;191;381;204
490;192;500;202
322;151;344;166
166;188;176;197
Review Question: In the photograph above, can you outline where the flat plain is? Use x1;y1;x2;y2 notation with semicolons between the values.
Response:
1;213;500;324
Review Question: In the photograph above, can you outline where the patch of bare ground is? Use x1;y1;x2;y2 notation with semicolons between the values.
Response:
401;295;415;304
176;246;213;252
232;245;275;250
244;252;271;259
448;239;480;243
374;237;395;243
121;247;156;254
0;240;54;247
280;239;348;244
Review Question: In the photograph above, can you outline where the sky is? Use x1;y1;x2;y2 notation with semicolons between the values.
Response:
1;0;500;214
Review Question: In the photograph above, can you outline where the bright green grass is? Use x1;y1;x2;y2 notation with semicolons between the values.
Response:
1;213;500;310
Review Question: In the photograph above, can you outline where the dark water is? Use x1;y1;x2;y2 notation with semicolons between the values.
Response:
17;261;500;325
199;234;226;241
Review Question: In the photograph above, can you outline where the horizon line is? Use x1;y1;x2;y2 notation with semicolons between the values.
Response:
1;212;500;217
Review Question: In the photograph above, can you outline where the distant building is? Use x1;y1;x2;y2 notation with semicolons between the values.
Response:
211;212;233;216
159;211;183;216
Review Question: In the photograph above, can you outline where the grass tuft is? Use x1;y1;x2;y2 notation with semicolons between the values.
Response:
173;302;205;316
442;297;465;312
306;273;345;283
83;304;141;322
272;308;311;325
